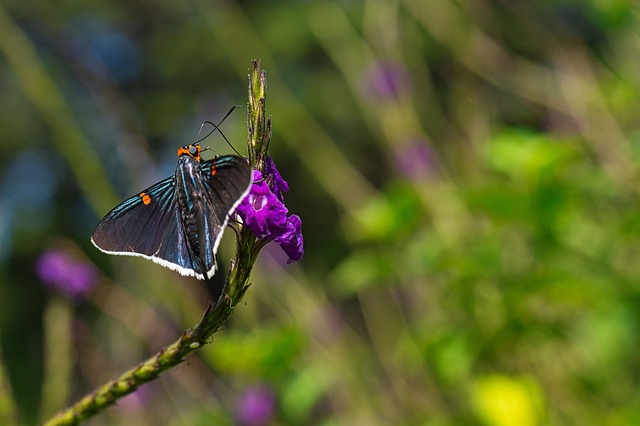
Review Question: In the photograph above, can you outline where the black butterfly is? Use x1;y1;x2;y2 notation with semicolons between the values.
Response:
91;143;252;280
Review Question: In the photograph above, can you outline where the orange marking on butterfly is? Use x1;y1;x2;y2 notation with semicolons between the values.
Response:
210;163;217;176
140;192;151;205
177;143;202;162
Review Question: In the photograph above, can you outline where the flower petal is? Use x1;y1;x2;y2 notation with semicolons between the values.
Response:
274;214;304;263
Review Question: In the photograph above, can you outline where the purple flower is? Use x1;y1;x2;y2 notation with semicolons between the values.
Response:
36;249;97;299
394;141;436;180
274;214;303;264
235;385;276;426
236;170;288;240
363;61;411;100
264;157;288;201
236;159;304;263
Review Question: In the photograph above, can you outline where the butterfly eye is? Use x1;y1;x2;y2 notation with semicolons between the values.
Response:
189;145;198;155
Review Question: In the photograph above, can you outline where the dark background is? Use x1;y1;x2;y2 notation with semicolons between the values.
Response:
1;1;639;425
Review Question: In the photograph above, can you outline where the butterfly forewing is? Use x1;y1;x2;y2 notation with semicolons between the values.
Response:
91;177;193;275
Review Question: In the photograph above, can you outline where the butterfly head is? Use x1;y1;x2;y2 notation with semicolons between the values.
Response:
177;143;202;162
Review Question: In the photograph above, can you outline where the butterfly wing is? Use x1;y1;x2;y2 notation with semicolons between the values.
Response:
91;177;197;278
195;155;253;278
92;155;252;281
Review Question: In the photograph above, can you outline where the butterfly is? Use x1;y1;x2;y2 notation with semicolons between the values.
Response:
91;143;253;280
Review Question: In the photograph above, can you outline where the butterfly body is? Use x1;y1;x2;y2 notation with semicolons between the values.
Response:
92;144;252;280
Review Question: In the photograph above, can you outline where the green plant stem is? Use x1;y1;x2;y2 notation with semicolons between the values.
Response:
247;59;271;172
43;61;270;426
43;229;256;426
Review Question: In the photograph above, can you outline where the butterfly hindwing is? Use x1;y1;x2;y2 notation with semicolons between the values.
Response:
200;156;253;223
193;155;253;277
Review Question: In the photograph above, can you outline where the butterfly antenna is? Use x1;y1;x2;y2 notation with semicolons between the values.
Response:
196;122;209;143
196;106;243;157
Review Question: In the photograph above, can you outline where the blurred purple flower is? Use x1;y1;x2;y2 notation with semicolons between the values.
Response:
118;383;154;412
235;385;276;426
363;61;411;100
36;249;97;299
394;141;436;180
236;159;304;263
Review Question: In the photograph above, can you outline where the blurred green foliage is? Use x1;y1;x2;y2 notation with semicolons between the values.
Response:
1;0;640;425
